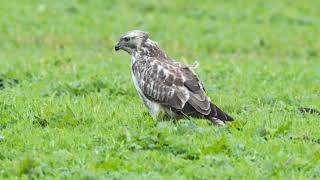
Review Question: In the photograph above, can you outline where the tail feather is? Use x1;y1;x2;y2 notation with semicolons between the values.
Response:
208;103;234;123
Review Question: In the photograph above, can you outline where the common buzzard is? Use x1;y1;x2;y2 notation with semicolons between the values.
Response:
115;30;234;126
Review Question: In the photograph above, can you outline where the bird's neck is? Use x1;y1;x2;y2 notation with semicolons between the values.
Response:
133;39;169;61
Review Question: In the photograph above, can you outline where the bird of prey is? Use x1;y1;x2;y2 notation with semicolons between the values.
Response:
114;30;234;126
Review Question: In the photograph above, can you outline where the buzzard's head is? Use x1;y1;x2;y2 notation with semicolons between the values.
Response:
115;30;149;54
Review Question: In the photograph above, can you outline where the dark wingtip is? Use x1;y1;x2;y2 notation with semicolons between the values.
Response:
209;102;234;122
225;114;235;121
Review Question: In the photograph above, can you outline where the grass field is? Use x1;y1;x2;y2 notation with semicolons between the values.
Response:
0;0;320;179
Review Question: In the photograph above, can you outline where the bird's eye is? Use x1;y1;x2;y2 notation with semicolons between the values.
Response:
123;37;130;42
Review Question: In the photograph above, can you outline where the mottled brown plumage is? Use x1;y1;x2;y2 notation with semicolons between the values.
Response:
115;30;234;125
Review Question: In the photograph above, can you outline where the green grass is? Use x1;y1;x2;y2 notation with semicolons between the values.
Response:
0;0;319;179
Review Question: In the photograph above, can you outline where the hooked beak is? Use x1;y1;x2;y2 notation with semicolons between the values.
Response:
114;43;121;51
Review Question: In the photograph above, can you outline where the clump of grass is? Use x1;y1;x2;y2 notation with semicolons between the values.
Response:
15;159;37;176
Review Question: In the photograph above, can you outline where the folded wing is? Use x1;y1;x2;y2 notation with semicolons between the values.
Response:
132;57;211;116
